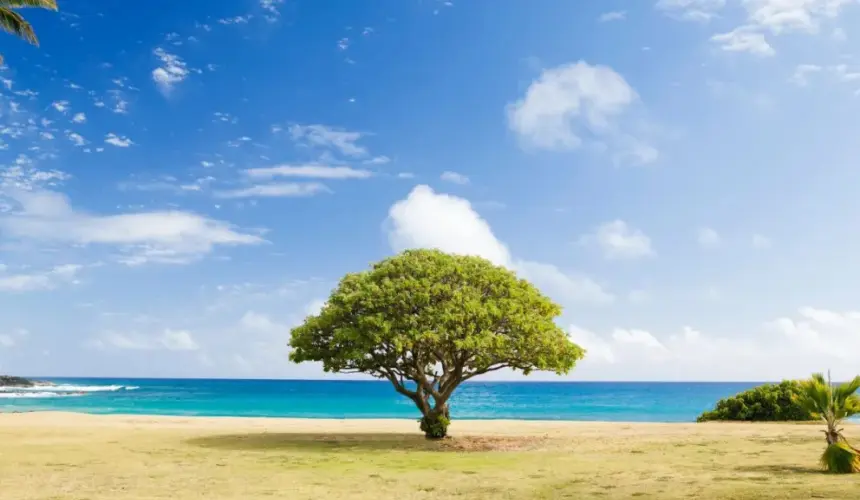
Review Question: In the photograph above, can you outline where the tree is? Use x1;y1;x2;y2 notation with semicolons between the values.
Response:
0;0;58;64
289;249;584;439
794;372;860;473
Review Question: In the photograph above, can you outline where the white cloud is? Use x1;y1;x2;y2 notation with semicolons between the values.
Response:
697;227;721;248
564;323;772;380
66;131;86;147
743;0;853;34
789;64;822;86
829;63;860;82
287;124;367;157
581;220;655;260
599;10;627;22
71;112;86;124
51;100;70;113
215;182;329;199
763;308;860;372
440;171;470;185
656;0;726;22
245;164;373;179
386;185;613;305
152;48;189;95
93;329;199;351
711;27;775;56
506;61;655;163
105;133;133;147
0;264;81;292
0;189;263;265
218;15;252;25
365;156;391;165
703;0;854;57
612;328;668;351
388;185;511;266
239;311;290;336
752;233;772;249
260;0;284;20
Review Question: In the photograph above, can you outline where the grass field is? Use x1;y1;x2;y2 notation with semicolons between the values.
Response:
2;413;859;499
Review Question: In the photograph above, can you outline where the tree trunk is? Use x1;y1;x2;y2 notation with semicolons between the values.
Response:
419;404;450;440
825;420;841;446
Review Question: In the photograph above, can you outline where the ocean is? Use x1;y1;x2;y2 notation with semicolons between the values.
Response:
0;378;761;422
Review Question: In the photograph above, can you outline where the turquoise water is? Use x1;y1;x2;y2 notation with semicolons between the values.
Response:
0;378;761;422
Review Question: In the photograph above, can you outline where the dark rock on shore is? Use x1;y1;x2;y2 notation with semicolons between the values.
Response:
0;376;53;387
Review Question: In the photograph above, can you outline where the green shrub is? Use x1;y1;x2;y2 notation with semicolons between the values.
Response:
697;381;814;422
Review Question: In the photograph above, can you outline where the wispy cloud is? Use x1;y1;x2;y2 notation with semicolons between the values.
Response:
216;183;329;199
245;164;372;179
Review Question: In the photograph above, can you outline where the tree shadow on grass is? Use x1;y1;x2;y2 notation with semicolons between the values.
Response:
735;464;822;475
186;433;546;453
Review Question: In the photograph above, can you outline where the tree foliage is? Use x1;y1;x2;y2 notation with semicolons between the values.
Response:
795;372;860;473
696;381;814;422
0;0;58;64
289;249;584;438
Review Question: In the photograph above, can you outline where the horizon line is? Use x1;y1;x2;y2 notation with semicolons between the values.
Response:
16;375;790;384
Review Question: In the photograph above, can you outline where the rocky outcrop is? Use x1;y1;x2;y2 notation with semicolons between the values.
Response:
0;376;52;387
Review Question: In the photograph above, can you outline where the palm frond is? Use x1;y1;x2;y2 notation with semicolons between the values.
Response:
821;442;860;473
0;1;58;10
835;376;860;402
0;7;37;45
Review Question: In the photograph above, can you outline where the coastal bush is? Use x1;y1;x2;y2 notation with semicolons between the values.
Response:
289;249;584;439
696;381;813;422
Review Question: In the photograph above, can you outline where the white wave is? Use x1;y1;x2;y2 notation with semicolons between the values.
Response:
0;384;138;393
0;391;85;399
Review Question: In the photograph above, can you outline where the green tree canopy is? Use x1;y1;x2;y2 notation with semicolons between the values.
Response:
697;381;814;423
289;249;584;438
0;0;58;64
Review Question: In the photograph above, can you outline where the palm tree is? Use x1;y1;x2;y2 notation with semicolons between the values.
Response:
0;0;58;64
795;372;860;473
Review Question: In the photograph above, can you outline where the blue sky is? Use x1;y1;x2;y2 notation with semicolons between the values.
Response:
1;0;860;381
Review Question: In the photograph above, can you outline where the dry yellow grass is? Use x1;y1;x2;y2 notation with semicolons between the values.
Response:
2;412;860;499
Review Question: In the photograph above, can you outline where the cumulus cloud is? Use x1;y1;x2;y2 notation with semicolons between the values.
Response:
506;61;656;164
581;220;654;260
152;48;189;95
0;189;263;265
386;185;613;305
562;305;860;381
245;165;372;179
711;26;775;56
744;0;852;34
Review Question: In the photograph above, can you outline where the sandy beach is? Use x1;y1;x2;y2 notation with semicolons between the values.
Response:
2;412;859;499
